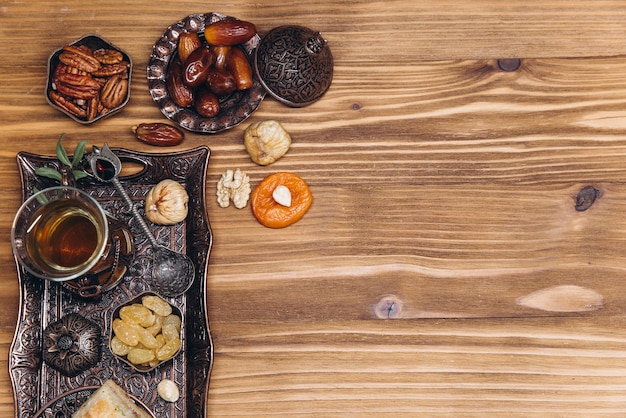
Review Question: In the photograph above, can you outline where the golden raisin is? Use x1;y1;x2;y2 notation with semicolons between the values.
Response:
156;337;182;361
110;336;132;356
250;172;313;228
112;318;140;347
127;347;156;365
142;295;173;316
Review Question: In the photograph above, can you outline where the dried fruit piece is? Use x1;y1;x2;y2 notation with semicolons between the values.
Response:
204;19;257;46
132;122;185;147
210;45;231;70
194;87;220;117
156;337;181;361
127;347;156;365
251;172;313;228
136;326;158;349
119;304;152;325
163;314;182;329
177;32;202;62
244;120;291;165
206;67;237;96
145;315;165;336
166;58;194;108
182;46;214;87
161;323;180;342
110;336;132;356
112;318;140;347
142;294;173;317
226;47;253;90
144;179;189;225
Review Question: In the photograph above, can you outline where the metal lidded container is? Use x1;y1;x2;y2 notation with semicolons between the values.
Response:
255;25;334;107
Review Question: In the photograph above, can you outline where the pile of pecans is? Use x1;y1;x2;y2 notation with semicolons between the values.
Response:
49;44;130;122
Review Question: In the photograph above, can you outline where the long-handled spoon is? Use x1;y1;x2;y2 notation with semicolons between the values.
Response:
88;144;194;297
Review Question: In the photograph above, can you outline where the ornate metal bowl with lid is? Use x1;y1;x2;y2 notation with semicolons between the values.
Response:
255;25;334;107
42;313;102;377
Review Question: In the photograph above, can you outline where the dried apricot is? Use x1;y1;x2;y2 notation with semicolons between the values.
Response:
250;172;313;228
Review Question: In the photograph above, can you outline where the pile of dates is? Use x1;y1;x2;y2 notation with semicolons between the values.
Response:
167;19;257;117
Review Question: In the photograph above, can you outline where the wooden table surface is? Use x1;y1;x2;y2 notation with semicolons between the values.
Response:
3;1;626;416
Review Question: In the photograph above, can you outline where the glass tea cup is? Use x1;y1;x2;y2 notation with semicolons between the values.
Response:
11;186;110;282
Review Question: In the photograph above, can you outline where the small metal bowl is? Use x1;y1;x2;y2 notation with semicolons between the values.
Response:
147;12;266;134
110;292;183;373
42;313;102;377
46;34;132;124
255;25;333;107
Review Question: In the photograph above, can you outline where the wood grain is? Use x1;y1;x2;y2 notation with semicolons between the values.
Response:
3;0;626;416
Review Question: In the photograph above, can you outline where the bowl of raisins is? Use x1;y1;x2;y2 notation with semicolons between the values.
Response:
109;292;183;372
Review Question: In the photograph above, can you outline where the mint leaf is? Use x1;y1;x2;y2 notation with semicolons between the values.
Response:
72;170;88;180
56;134;71;167
71;140;88;168
35;167;63;181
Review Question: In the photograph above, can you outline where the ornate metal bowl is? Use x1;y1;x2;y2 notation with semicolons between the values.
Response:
110;292;184;373
255;25;334;107
42;313;102;377
147;13;266;134
46;34;132;124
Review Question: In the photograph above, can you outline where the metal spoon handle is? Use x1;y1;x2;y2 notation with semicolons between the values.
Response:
112;177;158;248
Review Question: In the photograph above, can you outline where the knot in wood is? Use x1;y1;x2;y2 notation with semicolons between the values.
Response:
373;295;403;319
497;58;521;72
575;185;601;211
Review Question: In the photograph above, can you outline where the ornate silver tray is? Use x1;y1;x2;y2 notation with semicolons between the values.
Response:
10;146;213;418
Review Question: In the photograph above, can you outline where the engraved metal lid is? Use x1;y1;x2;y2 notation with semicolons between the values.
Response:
254;25;334;107
42;313;102;377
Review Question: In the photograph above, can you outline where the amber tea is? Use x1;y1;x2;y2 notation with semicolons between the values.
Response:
12;187;109;281
26;198;103;272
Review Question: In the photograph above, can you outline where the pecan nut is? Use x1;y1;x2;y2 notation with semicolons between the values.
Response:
100;75;128;108
87;97;100;121
59;45;101;73
54;72;101;90
49;90;87;118
93;48;123;65
92;61;130;77
53;81;99;100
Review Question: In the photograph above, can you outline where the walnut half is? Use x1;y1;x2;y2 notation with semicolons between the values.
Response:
216;168;251;209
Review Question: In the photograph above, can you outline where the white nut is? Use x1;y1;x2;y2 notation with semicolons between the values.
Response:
157;379;180;402
216;168;251;209
272;185;292;207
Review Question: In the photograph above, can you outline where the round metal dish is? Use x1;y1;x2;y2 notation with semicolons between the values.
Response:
33;385;155;418
255;25;333;107
147;12;266;134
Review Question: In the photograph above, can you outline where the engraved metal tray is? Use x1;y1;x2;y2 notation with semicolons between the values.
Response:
10;146;213;418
